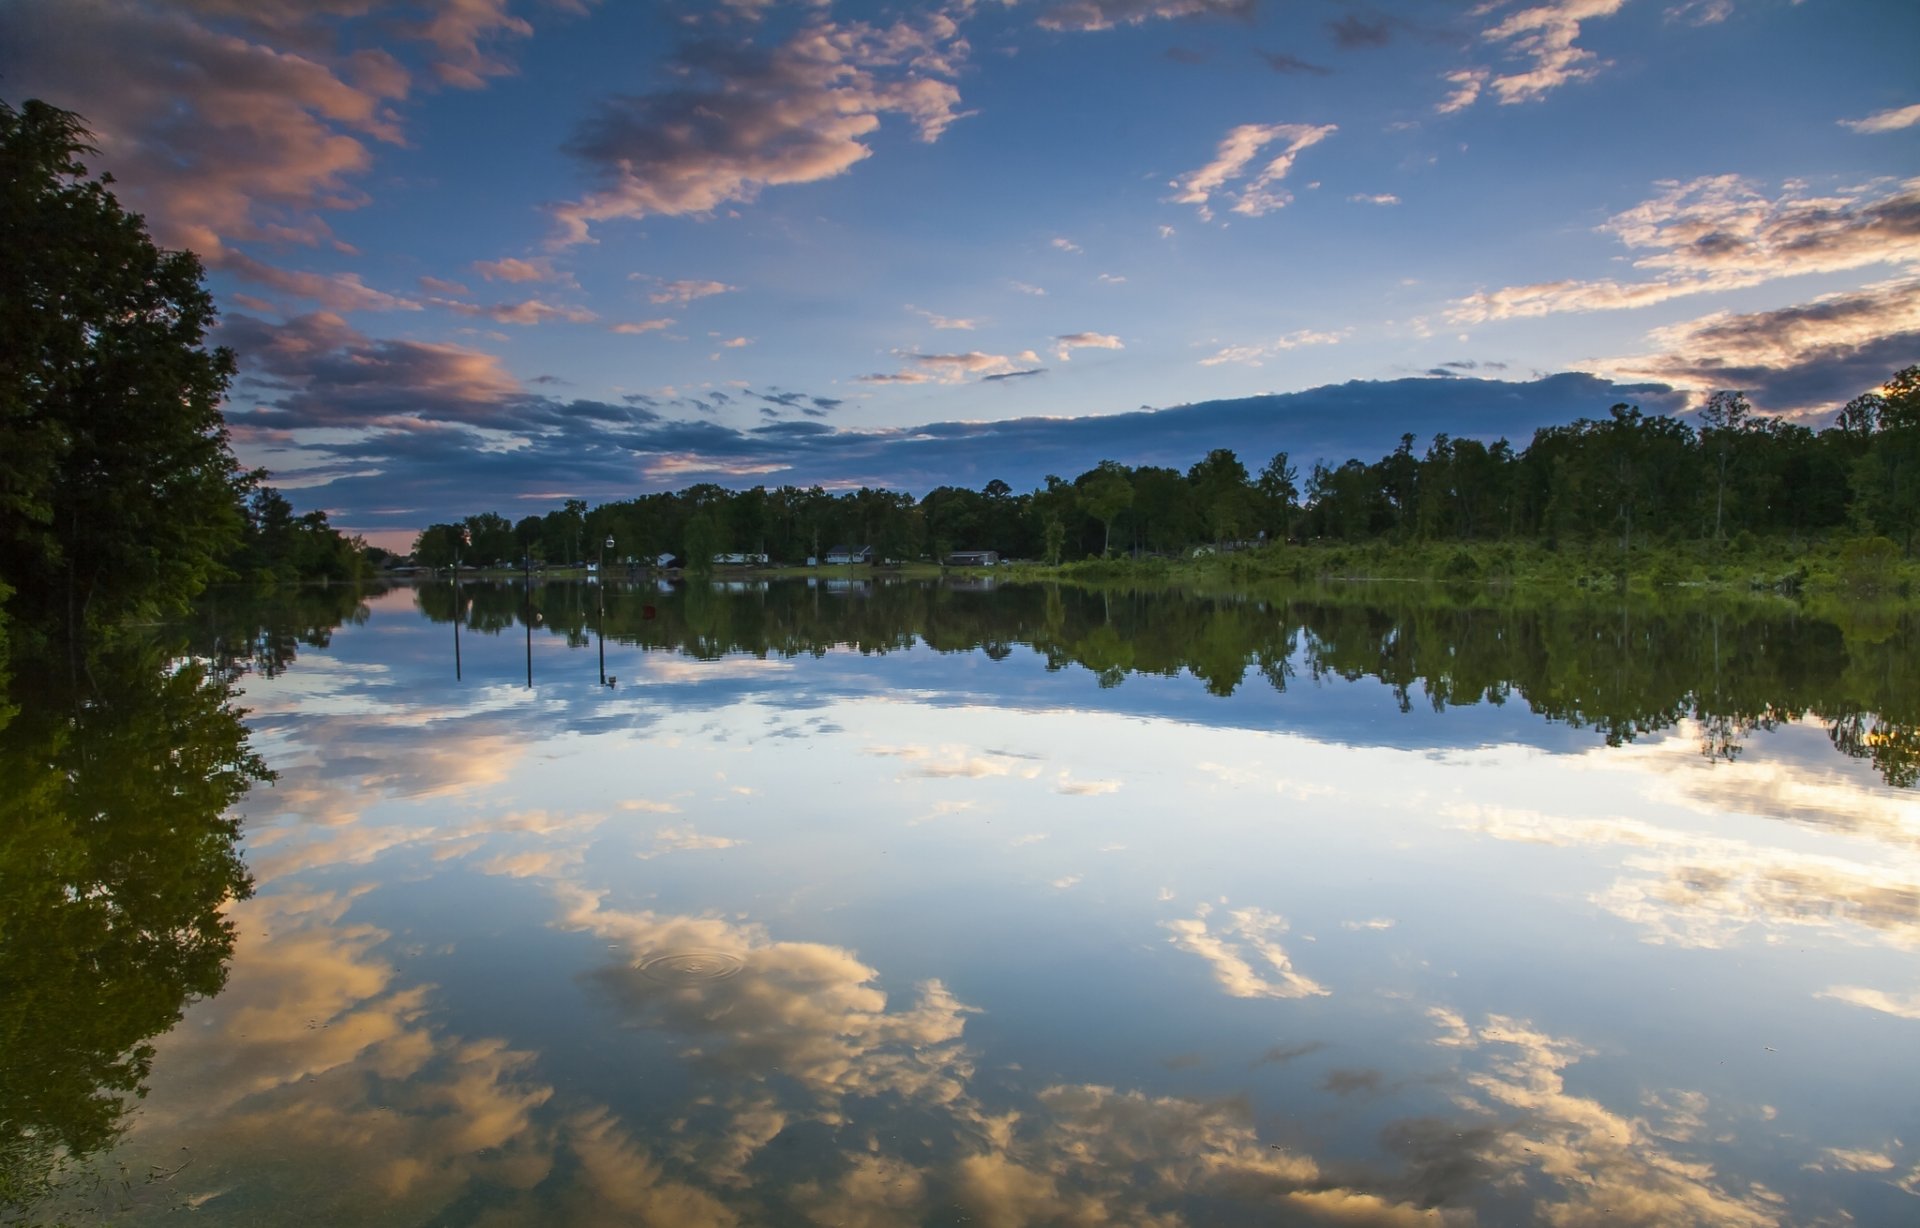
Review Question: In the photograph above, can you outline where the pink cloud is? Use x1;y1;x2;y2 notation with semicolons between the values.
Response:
551;15;969;243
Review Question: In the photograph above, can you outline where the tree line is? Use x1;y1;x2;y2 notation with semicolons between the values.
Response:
412;374;1920;572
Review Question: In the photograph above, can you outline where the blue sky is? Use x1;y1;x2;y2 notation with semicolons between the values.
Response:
4;0;1916;543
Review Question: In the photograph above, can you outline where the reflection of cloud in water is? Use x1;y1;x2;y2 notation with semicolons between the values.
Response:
1595;719;1920;846
639;655;795;685
634;825;744;859
1425;1012;1784;1227
249;807;608;882
113;884;1818;1226
1054;771;1121;795
1164;903;1330;999
1816;984;1920;1020
559;886;975;1105
867;741;1033;779
950;1083;1462;1228
1450;805;1920;951
128;889;559;1220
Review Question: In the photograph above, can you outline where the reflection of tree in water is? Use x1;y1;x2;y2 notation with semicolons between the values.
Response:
425;579;1920;787
186;582;387;679
0;643;265;1209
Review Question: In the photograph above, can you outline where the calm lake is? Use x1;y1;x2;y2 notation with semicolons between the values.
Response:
9;578;1919;1226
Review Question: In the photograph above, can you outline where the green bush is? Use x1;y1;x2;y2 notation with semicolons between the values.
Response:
1839;536;1901;593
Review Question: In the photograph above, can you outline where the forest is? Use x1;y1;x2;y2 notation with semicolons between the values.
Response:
411;376;1920;574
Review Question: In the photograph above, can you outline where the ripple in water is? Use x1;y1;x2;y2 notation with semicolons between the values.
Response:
638;951;745;984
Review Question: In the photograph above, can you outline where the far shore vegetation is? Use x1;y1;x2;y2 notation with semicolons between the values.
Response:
416;377;1920;602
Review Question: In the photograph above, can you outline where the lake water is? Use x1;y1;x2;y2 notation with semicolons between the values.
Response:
8;578;1918;1226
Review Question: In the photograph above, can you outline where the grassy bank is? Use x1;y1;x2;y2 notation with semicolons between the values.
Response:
1005;535;1919;600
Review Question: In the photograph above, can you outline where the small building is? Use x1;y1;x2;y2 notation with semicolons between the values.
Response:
946;549;999;567
655;552;684;569
825;544;874;565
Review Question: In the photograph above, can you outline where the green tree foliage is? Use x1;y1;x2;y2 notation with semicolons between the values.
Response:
0;100;251;634
411;522;468;569
226;484;369;585
1079;461;1133;557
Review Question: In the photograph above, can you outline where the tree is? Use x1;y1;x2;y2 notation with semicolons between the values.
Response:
1;100;248;636
1187;448;1251;545
411;523;467;569
1698;389;1753;542
1256;451;1299;542
1080;461;1134;557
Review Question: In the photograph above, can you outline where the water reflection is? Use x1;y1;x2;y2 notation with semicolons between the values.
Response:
9;579;1918;1225
420;578;1919;786
0;640;263;1203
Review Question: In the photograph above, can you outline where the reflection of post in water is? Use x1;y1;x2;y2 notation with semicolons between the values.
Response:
451;562;462;682
524;554;534;689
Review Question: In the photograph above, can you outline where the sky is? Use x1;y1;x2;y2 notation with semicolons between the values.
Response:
4;0;1917;545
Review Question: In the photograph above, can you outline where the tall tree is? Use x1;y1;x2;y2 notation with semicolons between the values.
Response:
1080;461;1134;557
0;100;248;635
1698;389;1754;542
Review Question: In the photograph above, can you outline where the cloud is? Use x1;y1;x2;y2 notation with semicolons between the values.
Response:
223;252;423;312
438;297;598;326
1096;272;1127;284
1840;102;1920;134
551;15;968;242
868;349;1048;384
1435;67;1489;114
405;0;533;90
1665;0;1733;26
855;371;935;385
611;318;677;334
1199;328;1345;366
219;310;531;431
418;275;471;296
1260;50;1331;75
1604;277;1920;413
1034;0;1255;33
1478;0;1629;105
1050;237;1082;254
1329;13;1394;49
1169;121;1337;221
0;0;556;311
1163;903;1329;999
0;0;408;261
1451;176;1920;322
907;305;976;329
643;278;739;305
1052;332;1123;361
1011;281;1048;295
473;256;570;284
980;368;1047;381
1348;193;1401;205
